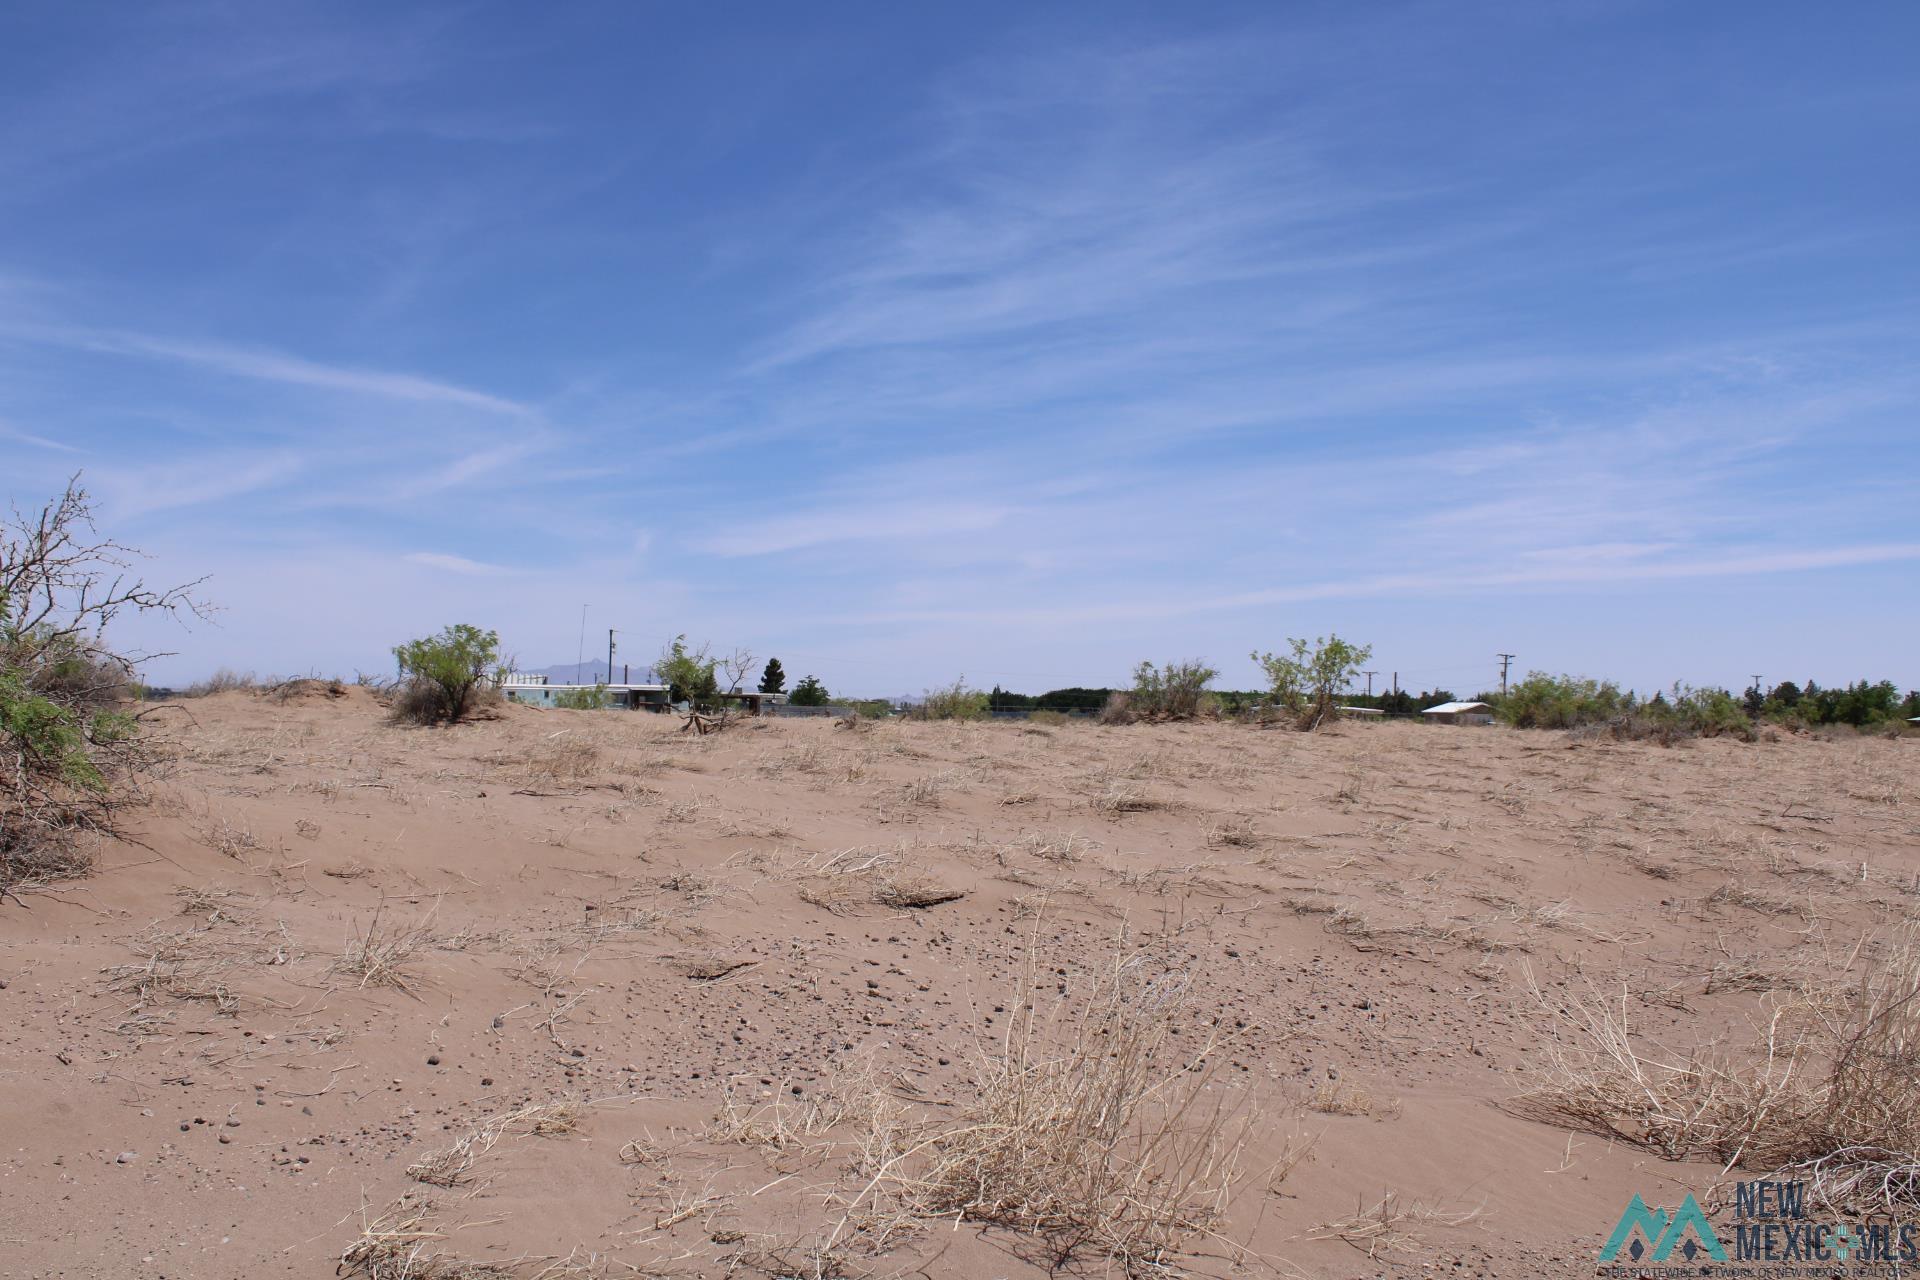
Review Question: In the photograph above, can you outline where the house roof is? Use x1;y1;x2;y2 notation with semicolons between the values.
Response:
1422;701;1494;715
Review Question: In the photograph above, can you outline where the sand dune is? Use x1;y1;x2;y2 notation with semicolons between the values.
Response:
3;689;1914;1277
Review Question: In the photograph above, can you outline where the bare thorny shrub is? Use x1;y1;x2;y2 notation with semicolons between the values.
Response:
823;943;1256;1271
1;477;206;895
1521;924;1920;1212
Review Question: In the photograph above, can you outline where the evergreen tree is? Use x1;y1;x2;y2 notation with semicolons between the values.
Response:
789;674;829;706
758;657;786;695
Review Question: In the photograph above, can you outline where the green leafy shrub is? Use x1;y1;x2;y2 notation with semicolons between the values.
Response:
554;682;610;710
1497;672;1633;729
919;677;990;721
657;634;720;709
1669;686;1755;740
1128;660;1219;720
391;624;500;724
1250;635;1373;729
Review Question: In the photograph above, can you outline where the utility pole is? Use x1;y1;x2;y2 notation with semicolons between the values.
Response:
1751;673;1764;694
576;605;588;682
608;630;617;686
1497;652;1516;697
1362;670;1377;697
1392;671;1399;696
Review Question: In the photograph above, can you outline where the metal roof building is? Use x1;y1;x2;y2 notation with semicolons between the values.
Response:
1421;700;1496;725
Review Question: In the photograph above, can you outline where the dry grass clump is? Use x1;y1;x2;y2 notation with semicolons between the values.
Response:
792;846;965;915
841;947;1252;1271
1004;830;1094;864
339;1195;602;1279
332;905;434;991
871;873;965;909
707;1066;879;1151
104;923;260;1013
198;812;267;859
1308;1078;1376;1116
1520;926;1920;1211
1202;817;1261;849
520;738;600;785
1093;781;1161;815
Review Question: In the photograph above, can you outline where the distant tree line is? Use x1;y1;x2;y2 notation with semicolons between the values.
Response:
1746;679;1919;727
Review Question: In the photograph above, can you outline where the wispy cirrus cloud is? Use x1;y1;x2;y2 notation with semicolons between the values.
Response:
9;323;530;415
0;418;80;452
695;500;1011;557
402;550;518;575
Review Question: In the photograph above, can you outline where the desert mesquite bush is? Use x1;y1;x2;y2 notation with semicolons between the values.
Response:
917;676;989;720
1;478;206;892
1128;660;1219;720
1251;634;1371;729
390;623;499;724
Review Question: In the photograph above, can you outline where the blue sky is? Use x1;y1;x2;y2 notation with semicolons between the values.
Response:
3;2;1915;697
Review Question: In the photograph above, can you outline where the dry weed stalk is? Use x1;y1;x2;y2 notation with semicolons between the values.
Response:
404;1101;583;1188
1307;1190;1482;1259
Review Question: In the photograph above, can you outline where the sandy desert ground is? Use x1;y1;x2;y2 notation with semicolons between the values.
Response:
2;687;1916;1279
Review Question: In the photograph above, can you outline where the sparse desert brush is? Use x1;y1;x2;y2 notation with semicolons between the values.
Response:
1028;708;1070;727
1520;926;1920;1211
2;478;206;893
1127;659;1219;721
840;945;1254;1270
520;737;600;784
916;677;990;721
183;667;257;697
1498;671;1632;729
